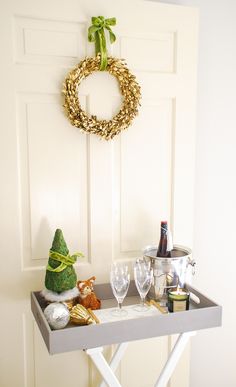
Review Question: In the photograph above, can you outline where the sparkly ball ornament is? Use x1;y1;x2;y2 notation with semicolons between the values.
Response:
44;302;70;330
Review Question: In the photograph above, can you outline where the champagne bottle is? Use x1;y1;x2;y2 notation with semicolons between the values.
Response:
156;221;173;257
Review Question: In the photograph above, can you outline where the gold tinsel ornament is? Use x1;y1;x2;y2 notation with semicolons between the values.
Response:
62;55;141;140
70;304;97;325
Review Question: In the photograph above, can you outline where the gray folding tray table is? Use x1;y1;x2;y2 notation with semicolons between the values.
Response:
31;282;222;387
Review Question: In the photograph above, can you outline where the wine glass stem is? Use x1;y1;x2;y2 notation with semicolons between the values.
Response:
141;297;145;307
118;302;122;310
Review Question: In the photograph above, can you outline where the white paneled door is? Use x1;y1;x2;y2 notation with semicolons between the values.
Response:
0;0;198;386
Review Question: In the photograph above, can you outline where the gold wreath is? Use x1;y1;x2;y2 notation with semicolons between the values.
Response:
62;55;141;140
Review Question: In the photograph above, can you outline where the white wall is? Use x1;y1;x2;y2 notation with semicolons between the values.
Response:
151;0;236;386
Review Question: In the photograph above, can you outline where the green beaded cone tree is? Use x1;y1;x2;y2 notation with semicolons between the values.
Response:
45;229;77;293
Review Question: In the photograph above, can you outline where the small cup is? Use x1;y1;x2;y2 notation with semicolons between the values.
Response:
167;288;190;313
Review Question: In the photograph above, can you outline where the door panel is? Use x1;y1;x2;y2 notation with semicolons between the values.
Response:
0;1;198;386
113;98;173;259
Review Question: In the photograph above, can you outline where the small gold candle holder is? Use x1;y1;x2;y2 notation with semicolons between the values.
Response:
167;287;190;313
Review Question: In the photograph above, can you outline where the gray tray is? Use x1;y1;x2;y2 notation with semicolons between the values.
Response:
31;282;222;355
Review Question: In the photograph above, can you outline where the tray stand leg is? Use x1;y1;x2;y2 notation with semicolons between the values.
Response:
155;331;196;387
99;342;129;387
86;345;127;387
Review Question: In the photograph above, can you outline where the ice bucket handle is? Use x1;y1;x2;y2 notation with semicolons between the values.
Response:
187;256;196;276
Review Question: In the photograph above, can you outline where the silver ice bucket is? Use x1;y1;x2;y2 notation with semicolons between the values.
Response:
143;245;196;301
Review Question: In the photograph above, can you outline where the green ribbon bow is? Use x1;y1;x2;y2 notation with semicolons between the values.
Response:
88;16;116;70
46;250;84;273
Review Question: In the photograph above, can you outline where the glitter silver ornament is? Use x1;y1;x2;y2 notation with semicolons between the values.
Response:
44;302;70;330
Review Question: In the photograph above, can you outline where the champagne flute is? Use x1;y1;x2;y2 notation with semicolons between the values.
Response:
110;262;130;317
134;259;153;312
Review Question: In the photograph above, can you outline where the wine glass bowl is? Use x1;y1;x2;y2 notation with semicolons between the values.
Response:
110;262;130;317
134;260;153;312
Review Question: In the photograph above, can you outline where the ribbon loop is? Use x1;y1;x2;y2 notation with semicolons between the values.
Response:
46;250;84;273
88;16;116;70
